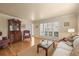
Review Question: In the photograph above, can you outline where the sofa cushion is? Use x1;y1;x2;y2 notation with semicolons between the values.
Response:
53;41;73;56
53;48;72;56
65;41;73;46
73;37;79;48
70;37;79;56
57;41;73;51
73;36;79;41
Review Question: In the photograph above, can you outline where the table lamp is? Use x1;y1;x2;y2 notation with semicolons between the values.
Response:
68;28;75;35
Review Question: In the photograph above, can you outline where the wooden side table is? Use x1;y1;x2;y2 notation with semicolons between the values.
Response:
37;40;54;56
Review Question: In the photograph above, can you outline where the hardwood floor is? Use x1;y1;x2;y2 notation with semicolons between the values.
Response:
0;37;40;56
0;37;54;56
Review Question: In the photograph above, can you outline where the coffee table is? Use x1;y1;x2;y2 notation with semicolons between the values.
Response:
37;40;54;56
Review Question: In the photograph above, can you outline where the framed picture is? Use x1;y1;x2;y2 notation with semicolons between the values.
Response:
49;31;52;36
54;32;59;37
64;22;69;27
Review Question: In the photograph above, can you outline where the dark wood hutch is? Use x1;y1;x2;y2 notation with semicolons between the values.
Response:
8;19;22;43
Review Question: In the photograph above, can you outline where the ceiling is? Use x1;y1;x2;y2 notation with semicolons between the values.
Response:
0;3;78;21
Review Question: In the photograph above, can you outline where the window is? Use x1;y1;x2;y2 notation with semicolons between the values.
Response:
26;24;34;36
40;21;60;37
40;24;44;36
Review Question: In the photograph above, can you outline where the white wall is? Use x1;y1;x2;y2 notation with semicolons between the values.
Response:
0;13;78;39
0;13;13;37
77;14;79;34
33;14;77;38
0;13;32;37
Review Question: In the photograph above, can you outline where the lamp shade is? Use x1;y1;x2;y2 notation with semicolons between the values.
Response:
68;28;75;32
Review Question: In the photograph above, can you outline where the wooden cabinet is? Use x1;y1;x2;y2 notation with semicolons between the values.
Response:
8;19;22;43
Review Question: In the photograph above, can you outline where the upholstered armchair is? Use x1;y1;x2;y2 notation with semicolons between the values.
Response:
23;30;31;40
0;32;9;48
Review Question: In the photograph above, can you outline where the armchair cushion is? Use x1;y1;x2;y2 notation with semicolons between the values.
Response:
53;48;72;56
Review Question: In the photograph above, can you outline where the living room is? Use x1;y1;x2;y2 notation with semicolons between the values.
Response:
0;3;79;56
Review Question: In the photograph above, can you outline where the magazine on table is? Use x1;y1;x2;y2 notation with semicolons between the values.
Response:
40;39;53;48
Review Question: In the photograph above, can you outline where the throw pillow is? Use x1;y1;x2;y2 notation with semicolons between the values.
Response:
73;36;79;41
65;41;73;46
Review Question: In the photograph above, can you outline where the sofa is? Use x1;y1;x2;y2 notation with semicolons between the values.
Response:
52;35;79;56
53;41;73;56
